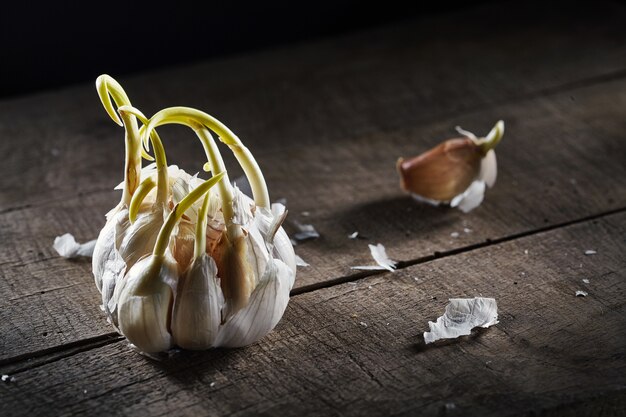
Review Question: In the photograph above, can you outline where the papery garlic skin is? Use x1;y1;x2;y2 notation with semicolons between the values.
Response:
92;208;126;292
253;204;296;273
117;255;178;353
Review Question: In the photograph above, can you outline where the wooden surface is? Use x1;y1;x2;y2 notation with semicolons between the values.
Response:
1;1;625;416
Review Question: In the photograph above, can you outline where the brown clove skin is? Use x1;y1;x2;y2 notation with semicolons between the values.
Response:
397;138;482;202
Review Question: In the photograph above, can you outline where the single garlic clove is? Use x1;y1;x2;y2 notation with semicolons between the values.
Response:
215;257;294;348
171;253;224;349
397;137;482;202
214;224;256;320
117;254;177;353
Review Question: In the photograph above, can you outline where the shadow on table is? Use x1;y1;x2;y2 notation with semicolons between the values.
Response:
333;194;463;239
140;346;251;386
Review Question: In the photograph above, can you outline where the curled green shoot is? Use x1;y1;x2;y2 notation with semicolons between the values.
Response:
129;177;156;223
137;116;235;226
194;194;211;258
96;75;143;205
118;106;169;207
478;120;505;155
153;172;225;258
192;124;235;226
141;107;270;209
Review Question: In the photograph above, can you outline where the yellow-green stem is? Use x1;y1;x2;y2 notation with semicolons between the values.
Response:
192;125;235;225
478;120;505;155
119;106;169;207
144;107;270;208
129;177;156;223
96;75;142;206
119;112;142;206
153;172;225;257
194;194;211;258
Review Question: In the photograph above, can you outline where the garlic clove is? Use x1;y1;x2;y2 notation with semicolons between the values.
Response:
397;137;482;202
215;257;294;348
171;253;224;350
117;254;177;353
215;225;256;320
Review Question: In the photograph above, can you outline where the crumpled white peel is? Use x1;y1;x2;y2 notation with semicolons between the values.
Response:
53;233;97;258
351;243;396;272
423;297;498;344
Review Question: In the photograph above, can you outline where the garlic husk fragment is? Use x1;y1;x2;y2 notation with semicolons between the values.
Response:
53;234;96;259
117;254;178;353
423;297;499;344
172;254;223;349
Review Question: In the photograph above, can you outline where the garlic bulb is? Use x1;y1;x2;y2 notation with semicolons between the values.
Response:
397;120;504;212
90;75;296;354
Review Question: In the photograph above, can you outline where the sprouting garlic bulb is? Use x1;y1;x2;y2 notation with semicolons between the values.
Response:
397;120;504;213
91;75;296;354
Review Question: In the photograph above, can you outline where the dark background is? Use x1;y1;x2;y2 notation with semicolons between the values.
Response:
0;1;490;99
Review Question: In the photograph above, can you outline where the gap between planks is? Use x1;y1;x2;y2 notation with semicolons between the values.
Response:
2;205;624;373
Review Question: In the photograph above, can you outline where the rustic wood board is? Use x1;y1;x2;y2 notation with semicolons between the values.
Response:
2;211;624;417
2;2;626;362
2;1;626;212
2;76;626;362
1;3;626;414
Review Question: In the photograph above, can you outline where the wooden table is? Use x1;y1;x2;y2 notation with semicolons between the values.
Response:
1;2;625;416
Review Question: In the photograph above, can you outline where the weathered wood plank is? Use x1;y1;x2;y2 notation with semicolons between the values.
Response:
1;211;624;417
2;72;626;362
2;1;626;211
2;0;626;365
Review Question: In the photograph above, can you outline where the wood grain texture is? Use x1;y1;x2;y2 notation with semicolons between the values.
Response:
1;211;624;417
2;1;626;211
1;76;625;362
1;1;626;362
